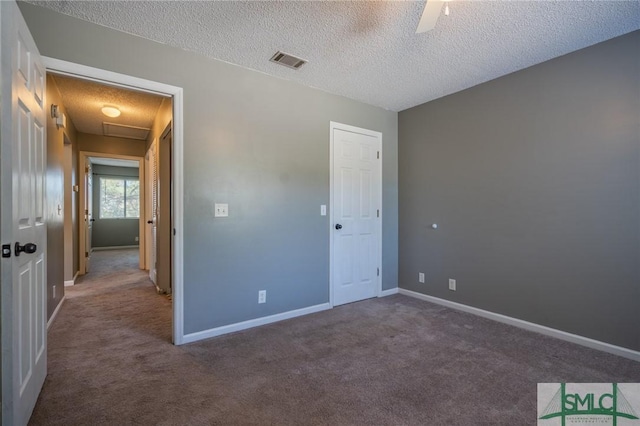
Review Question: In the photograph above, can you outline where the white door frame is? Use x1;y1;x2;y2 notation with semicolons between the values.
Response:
42;57;186;345
329;121;383;307
78;151;146;271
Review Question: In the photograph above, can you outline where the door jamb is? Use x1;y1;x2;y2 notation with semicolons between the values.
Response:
43;56;185;345
329;121;383;307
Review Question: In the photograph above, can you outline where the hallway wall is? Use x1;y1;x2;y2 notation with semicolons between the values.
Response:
46;74;78;318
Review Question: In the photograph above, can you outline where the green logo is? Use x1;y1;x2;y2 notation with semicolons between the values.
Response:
539;383;639;426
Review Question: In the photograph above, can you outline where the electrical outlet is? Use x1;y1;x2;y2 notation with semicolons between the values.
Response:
418;272;425;283
258;290;266;304
449;279;456;291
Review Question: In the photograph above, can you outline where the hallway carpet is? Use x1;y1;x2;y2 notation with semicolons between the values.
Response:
31;251;640;425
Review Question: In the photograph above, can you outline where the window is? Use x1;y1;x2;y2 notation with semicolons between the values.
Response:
99;177;140;219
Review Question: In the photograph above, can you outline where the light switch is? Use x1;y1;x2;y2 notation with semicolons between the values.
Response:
214;203;228;217
320;205;327;216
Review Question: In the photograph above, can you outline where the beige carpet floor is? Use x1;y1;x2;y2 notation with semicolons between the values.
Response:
30;249;640;425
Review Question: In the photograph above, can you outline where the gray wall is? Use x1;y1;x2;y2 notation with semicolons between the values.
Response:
62;111;79;282
46;74;78;319
398;31;640;351
92;165;140;248
20;3;399;334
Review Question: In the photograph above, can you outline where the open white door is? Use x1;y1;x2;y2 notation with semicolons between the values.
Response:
147;139;158;284
1;1;48;424
84;160;93;272
330;122;382;306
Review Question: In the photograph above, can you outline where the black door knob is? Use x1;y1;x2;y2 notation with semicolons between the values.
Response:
90;218;96;222
147;220;153;224
15;242;37;256
335;224;343;230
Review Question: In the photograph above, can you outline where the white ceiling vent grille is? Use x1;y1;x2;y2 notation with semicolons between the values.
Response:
269;51;307;70
103;122;150;140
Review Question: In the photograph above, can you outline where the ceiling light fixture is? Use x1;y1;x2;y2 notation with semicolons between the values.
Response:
101;106;121;118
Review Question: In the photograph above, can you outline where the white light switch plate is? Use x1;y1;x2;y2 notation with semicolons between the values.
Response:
214;203;229;217
321;205;327;216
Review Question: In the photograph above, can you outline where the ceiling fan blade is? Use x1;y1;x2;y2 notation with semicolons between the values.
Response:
416;0;445;34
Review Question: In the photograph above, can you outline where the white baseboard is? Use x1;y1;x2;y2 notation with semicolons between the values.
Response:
47;296;65;330
92;245;139;251
398;288;640;362
379;287;399;297
64;271;79;287
182;302;332;344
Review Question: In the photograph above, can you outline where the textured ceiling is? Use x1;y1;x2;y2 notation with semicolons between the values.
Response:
51;74;165;136
33;1;640;112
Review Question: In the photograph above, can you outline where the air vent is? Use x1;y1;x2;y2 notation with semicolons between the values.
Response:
103;122;150;140
269;51;307;70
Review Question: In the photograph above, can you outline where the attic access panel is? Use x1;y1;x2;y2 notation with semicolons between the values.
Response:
103;122;150;140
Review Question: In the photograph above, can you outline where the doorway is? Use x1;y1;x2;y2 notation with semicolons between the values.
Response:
79;153;145;274
43;57;186;345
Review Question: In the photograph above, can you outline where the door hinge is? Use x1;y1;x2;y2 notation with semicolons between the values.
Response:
85;166;90;173
85;251;89;258
173;228;176;236
377;209;380;218
2;244;11;258
377;268;380;277
377;151;380;159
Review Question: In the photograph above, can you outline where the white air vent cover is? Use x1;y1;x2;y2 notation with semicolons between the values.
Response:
269;51;307;70
103;122;150;140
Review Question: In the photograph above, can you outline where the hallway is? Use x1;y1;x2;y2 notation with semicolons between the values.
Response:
30;249;173;425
